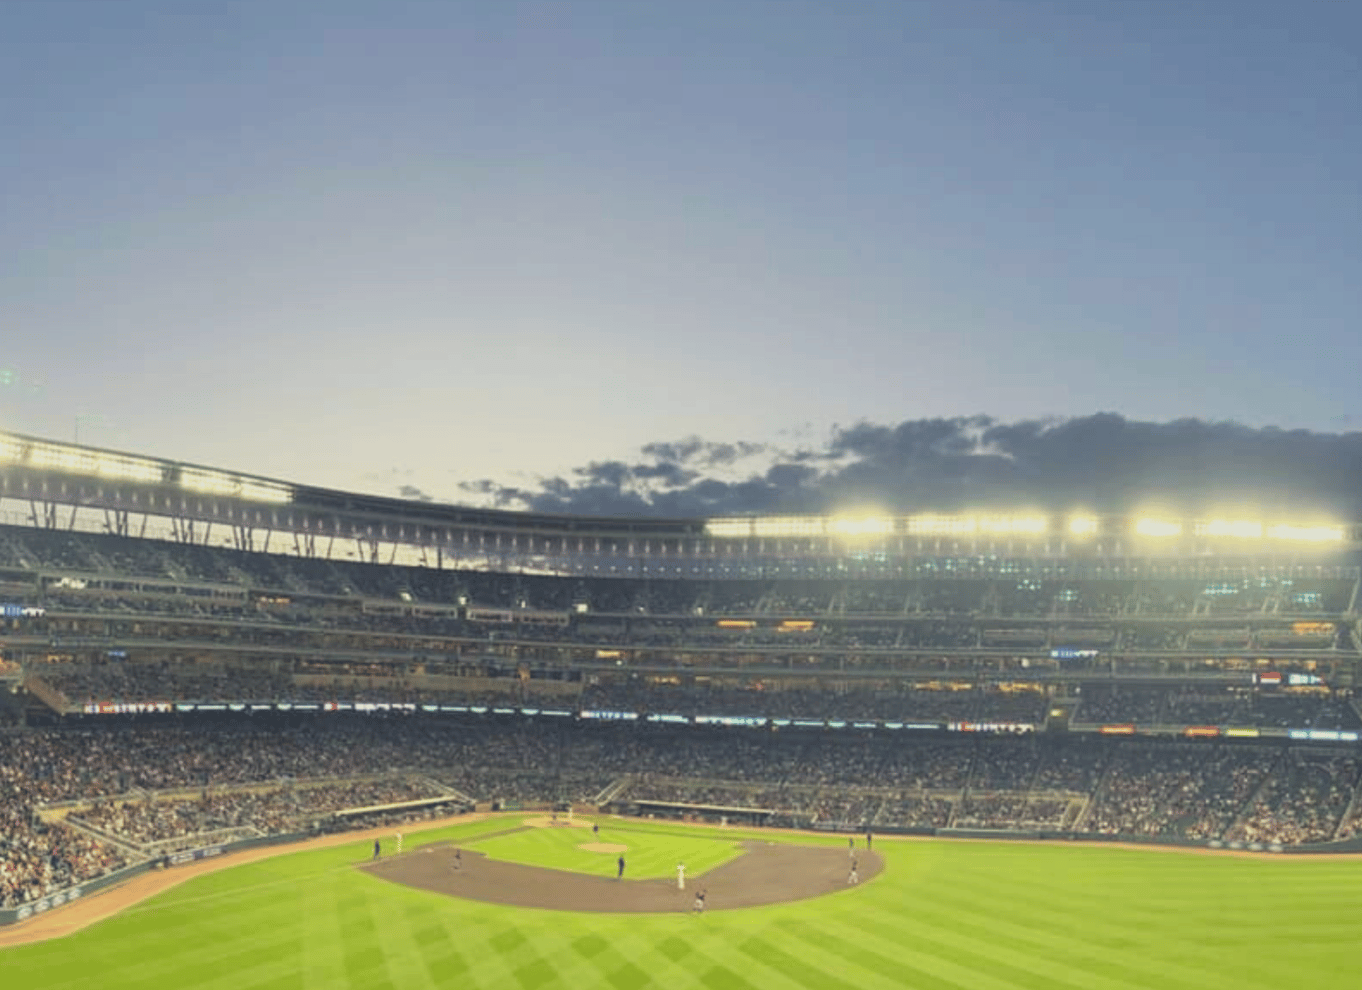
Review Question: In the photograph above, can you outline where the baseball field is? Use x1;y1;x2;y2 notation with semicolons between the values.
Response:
2;814;1359;989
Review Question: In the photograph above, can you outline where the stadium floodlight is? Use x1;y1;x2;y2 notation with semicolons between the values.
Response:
1202;519;1264;539
906;514;977;536
1267;523;1344;543
181;467;291;504
1068;515;1098;536
978;515;1047;535
827;516;894;537
1134;518;1182;538
751;516;826;538
704;518;752;538
7;437;166;484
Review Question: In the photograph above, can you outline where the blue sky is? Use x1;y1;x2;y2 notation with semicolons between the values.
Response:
1;1;1358;504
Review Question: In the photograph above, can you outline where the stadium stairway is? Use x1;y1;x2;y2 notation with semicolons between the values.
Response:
419;777;478;807
1071;764;1113;832
62;815;151;860
22;674;71;716
594;776;631;806
1332;779;1362;841
1224;758;1284;841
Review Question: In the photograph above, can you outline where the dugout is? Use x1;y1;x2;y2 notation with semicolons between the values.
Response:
614;799;775;828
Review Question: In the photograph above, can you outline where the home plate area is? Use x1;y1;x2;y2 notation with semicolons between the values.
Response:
362;832;882;913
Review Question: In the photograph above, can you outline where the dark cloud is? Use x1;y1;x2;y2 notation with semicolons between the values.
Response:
398;484;434;502
451;414;1362;519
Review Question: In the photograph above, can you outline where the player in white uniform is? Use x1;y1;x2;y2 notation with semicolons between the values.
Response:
676;862;686;890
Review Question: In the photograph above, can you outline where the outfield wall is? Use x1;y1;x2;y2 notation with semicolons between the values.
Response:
0;829;313;928
6;811;1362;928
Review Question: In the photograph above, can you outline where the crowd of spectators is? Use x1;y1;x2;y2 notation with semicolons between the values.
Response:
1229;754;1362;845
1074;685;1361;730
71;777;455;849
4;702;1362;906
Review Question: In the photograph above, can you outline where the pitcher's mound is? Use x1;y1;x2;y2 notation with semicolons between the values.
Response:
579;842;627;853
524;816;588;829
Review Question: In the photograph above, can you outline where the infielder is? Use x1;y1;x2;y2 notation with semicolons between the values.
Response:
676;862;686;890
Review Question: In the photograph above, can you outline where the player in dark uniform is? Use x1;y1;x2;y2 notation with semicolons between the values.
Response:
692;890;706;914
593;823;600;837
865;828;873;851
453;848;462;870
617;855;625;879
373;839;381;860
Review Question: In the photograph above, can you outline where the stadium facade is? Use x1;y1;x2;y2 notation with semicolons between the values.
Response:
4;429;1362;921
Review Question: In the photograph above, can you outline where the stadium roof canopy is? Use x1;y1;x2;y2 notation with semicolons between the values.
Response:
1;430;1359;572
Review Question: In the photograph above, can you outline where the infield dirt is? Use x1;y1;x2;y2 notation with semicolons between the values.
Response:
362;833;884;912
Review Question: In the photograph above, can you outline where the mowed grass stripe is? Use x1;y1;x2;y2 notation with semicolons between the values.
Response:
856;894;1207;990
902;876;1292;990
915;882;1263;989
776;917;996;990
570;927;689;990
6;817;1362;989
834;909;1110;990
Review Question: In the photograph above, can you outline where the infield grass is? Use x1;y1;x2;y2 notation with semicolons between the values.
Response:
468;818;745;879
4;815;1362;989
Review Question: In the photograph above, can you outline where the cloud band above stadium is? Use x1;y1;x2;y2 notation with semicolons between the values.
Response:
1;431;1358;574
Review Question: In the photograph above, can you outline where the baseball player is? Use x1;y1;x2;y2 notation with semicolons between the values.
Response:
617;855;625;879
373;839;381;860
692;889;706;914
848;837;855;859
676;862;686;890
453;848;462;871
847;859;859;885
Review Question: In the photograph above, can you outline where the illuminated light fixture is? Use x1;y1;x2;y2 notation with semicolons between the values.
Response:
1068;516;1098;536
978;516;1047;535
1201;519;1263;539
1;435;165;484
906;514;977;536
180;467;291;504
827;516;893;537
717;619;755;629
1267;523;1344;543
779;619;816;631
1134;518;1182;537
752;516;825;538
705;518;753;538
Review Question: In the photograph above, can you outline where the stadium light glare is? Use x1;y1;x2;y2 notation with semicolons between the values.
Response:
704;518;753;538
751;516;825;538
1202;519;1264;539
1267;523;1344;543
978;515;1047;535
906;514;977;536
180;467;291;504
827;516;893;537
1068;516;1098;536
1135;518;1182;538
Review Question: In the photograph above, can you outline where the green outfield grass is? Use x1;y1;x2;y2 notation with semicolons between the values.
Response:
5;815;1362;989
467;820;744;879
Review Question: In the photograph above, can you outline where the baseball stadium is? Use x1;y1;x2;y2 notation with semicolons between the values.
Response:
2;428;1361;988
